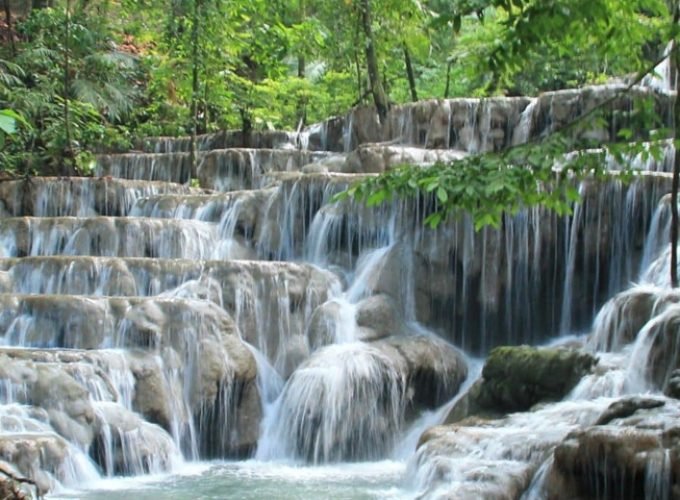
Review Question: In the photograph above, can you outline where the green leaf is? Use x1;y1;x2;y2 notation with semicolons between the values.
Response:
425;212;443;228
366;189;387;206
436;186;449;203
0;114;16;135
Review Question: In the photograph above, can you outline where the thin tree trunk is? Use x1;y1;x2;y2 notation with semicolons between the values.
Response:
189;0;201;177
359;0;388;122
63;0;73;171
294;0;307;128
672;9;679;284
353;48;362;102
444;59;453;98
672;145;679;287
297;0;306;79
403;42;417;101
352;19;363;104
670;42;680;288
3;0;15;57
202;79;208;132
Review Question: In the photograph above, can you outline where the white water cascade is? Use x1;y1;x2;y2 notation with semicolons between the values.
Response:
0;84;678;499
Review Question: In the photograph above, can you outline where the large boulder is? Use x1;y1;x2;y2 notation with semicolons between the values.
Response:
356;294;406;341
306;294;406;353
374;334;467;417
261;334;467;463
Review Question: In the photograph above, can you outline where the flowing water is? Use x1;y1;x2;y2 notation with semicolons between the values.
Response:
0;85;677;499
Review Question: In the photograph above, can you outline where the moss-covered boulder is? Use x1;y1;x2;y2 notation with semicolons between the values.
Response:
478;345;596;413
447;346;596;422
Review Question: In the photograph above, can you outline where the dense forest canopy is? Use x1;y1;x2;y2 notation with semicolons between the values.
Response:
0;0;670;175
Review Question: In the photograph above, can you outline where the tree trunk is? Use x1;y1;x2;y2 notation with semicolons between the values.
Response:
444;59;453;98
240;109;252;148
3;0;15;56
359;0;388;122
63;0;73;172
189;0;202;177
403;42;417;101
672;7;679;287
353;47;362;103
294;0;307;128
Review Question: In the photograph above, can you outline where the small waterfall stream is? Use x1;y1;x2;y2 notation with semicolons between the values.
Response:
0;84;677;499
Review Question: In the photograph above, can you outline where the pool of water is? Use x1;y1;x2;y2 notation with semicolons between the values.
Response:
51;460;412;500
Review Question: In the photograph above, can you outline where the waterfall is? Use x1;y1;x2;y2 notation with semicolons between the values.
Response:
0;84;677;497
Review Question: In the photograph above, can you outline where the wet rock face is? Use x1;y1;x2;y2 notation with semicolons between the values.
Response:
588;286;677;352
590;286;680;393
547;398;680;500
375;335;467;417
0;434;68;495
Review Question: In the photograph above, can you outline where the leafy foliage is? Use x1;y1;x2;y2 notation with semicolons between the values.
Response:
0;0;672;183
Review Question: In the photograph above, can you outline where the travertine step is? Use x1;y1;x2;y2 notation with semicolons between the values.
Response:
0;256;339;308
138;129;303;154
0;216;219;259
94;152;193;184
197;148;341;191
0;177;206;217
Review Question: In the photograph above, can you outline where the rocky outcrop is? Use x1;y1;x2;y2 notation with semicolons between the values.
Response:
0;81;675;496
136;85;672;156
477;346;596;412
546;397;679;500
412;398;608;500
588;285;680;352
0;293;262;460
302;84;671;153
